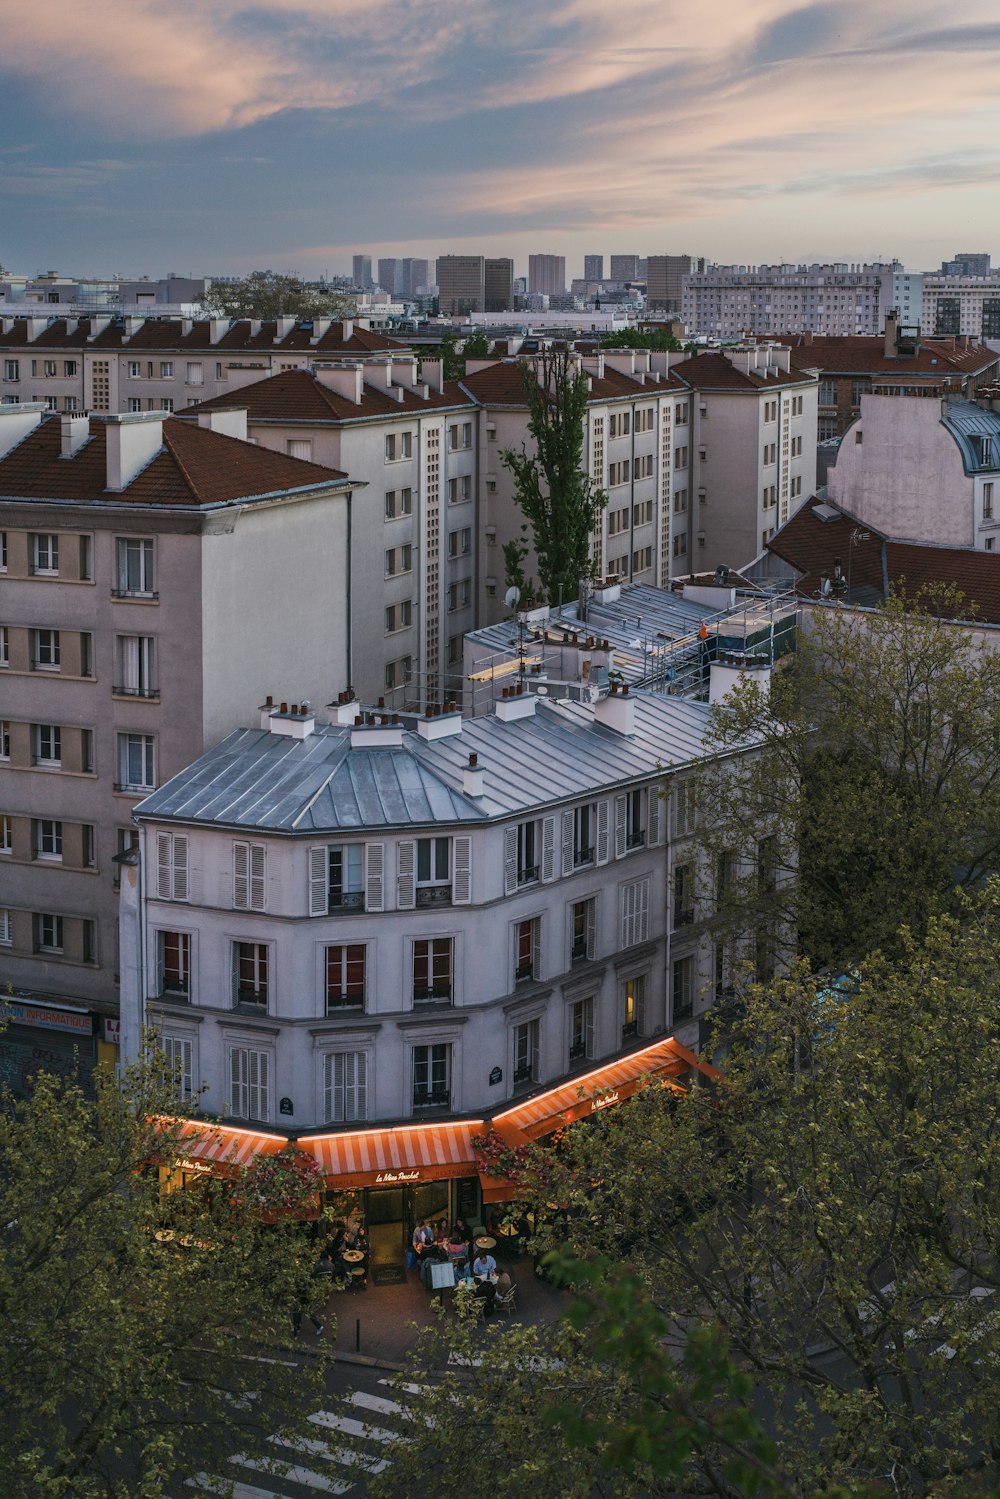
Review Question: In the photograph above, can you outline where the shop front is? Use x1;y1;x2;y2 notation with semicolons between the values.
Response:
0;996;99;1097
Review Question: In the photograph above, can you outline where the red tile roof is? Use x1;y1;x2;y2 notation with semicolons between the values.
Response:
0;316;409;355
780;335;999;379
182;367;473;423
670;351;808;391
0;414;349;507
459;359;684;406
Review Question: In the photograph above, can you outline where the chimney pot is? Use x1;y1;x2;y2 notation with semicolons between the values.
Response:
469;752;478;767
291;703;298;715
266;695;273;707
280;702;288;713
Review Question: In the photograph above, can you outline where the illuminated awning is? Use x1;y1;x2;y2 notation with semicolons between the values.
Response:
298;1120;485;1189
164;1117;290;1176
491;1038;715;1143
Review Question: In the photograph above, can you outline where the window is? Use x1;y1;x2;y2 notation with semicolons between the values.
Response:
0;814;10;853
673;862;695;927
608;460;630;487
447;578;471;612
623;788;645;850
514;917;540;983
762;485;776;508
633;498;653;524
64;396;79;413
43;360;57;379
385;544;412;577
233;841;265;911
155;832;188;901
81;728;94;774
448;475;472;504
186;363;203;386
33;724;62;767
791;435;803;457
674;780;696;836
818;380;836;405
763;400;777;423
674;402;689;424
416;837;450;906
607;505;628;536
318;843;366;914
984;482;994;520
448;527;471;559
34;819;63;861
516;820;538;886
385;487;413;519
233;942;268;1008
0;627;8;666
82;824;96;867
569;997;594;1062
117;733;155;792
115;635;156;696
412;1043;450;1109
36;913;64;954
31;629;60;670
0;532;5;570
413;937;453;1003
673;533;687;558
159;398;174;413
30;534;59;575
385;656;412;691
326;944;366;1010
285;438;313;461
513;1018;540;1084
791;475;802;498
127;361;141;379
385;431;413;461
447;633;463;666
161;1035;194;1097
158;931;190;998
622;974;645;1038
792;394;804;416
3;359;19;382
115;537;154;596
620;877;650;949
160;362;174;379
762;443;776;465
608;411;631;438
230;1046;270;1122
571;897;596;962
635;405;656;433
572;804;594;867
64;360;78;378
127;397;142;413
385;600;412;633
448;421;472;450
324;1051;367;1122
672;955;694;1020
632;546;652;575
0;909;10;945
674;445;688;468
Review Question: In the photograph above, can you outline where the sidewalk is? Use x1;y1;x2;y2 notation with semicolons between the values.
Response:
325;1254;568;1369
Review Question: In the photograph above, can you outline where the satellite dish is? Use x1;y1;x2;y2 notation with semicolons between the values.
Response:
504;586;522;609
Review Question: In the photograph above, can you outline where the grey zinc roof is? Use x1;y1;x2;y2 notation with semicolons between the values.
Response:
942;399;1000;473
134;692;716;834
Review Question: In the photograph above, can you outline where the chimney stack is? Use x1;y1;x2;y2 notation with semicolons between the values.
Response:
463;751;485;798
103;412;165;492
594;681;636;736
60;414;91;459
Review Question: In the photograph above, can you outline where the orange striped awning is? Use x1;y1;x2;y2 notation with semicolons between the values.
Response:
298;1120;485;1189
491;1038;715;1143
164;1117;291;1175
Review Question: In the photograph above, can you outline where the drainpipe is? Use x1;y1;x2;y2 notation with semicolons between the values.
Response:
627;401;637;576
346;489;353;690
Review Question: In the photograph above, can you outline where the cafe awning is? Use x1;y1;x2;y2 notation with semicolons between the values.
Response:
491;1037;714;1143
298;1119;485;1189
164;1117;291;1175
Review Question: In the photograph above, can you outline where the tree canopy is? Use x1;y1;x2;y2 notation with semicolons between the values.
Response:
0;1053;329;1497
500;351;607;607
601;328;696;353
198;271;354;321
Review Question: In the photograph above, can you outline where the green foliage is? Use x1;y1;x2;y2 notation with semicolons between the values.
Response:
601;328;688;352
198;271;354;321
696;586;1000;970
499;351;608;606
0;1053;328;1497
462;329;491;361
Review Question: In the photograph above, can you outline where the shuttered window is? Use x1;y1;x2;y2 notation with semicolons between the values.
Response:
324;1051;367;1123
233;841;265;911
326;944;366;1010
229;1046;270;1121
309;843;382;915
156;832;188;902
161;1034;193;1097
620;877;650;949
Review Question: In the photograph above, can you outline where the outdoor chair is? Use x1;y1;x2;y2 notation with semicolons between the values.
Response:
494;1284;517;1318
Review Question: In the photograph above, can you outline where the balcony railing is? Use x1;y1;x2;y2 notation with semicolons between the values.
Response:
329;890;365;914
514;963;534;983
571;936;588;962
513;1065;534;1084
621;1020;638;1040
111;589;158;601
516;864;539;886
157;985;190;1004
413;985;452;1004
235;988;268;1009
573;846;594;867
625;831;645;850
413;1089;450;1110
326;994;365;1013
113;684;160;700
568;1040;587;1061
416;884;452;909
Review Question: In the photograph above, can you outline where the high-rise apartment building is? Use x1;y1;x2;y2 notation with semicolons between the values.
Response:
647;256;703;312
398;259;431;298
610;255;641;283
683;263;896;338
584;255;604;282
484;258;514;313
377;259;399;295
352;255;373;290
437;256;485;316
527;255;566;298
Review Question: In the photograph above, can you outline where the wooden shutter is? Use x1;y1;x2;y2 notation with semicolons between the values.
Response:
233;841;249;909
397;839;416;909
503;826;518;895
249;843;265;911
647;784;662;846
309;847;328;916
561;810;574;877
171;835;189;901
585;998;595;1058
620;883;634;949
614;795;627;859
596;800;610;865
230;1047;245;1116
541;815;556;882
452;836;472;904
324;1053;335;1122
366;842;385;912
156;832;172;900
585;898;596;960
635;879;650;944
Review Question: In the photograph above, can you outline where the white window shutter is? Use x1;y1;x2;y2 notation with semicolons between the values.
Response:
354;1053;368;1120
585;899;596;960
503;826;518;895
171;835;189;901
596;800;610;865
585;999;595;1057
397;839;416;909
309;847;328;916
249;843;265;911
531;920;541;979
614;796;627;859
620;883;635;949
324;1053;335;1122
233;841;249;909
452;836;472;904
561;810;574;877
637;879;650;942
156;832;172;900
648;784;662;846
541;815;556;882
366;843;385;912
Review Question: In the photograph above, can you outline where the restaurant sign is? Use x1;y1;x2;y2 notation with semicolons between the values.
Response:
591;1090;620;1112
374;1168;421;1184
1;1000;93;1035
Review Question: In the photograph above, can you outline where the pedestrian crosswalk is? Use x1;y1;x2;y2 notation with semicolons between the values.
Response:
183;1378;429;1497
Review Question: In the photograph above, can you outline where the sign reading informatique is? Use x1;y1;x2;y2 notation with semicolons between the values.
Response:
1;1001;94;1035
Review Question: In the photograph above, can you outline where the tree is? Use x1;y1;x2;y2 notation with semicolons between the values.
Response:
380;891;1000;1496
695;587;1000;972
499;351;607;606
601;328;695;353
0;1053;329;1497
198;271;354;321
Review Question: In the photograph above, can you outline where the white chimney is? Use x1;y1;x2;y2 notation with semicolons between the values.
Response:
0;403;46;459
103;412;165;491
86;317;112;342
594;684;636;736
310;318;331;344
60;414;91;458
709;659;771;705
196;407;248;441
267;701;316;738
327;693;361;726
339;320;354;341
351;714;404;748
422;359;445;394
273;316;295;341
495;687;537;722
314;364;364;404
416;706;463;740
208;318;229;345
463;752;484;798
363;358;393;388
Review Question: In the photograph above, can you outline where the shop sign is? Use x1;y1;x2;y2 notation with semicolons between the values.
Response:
374;1168;421;1184
489;1066;503;1085
1;1000;93;1035
175;1157;215;1175
591;1090;620;1112
103;1018;121;1043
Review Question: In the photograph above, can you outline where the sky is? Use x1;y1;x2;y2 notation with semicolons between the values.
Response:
2;0;1000;281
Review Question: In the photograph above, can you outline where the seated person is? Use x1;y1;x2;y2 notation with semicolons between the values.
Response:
412;1221;434;1257
452;1216;473;1248
495;1267;513;1296
472;1250;497;1281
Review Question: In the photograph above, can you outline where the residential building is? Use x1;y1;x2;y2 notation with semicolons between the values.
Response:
610;255;641;283
437;257;486;317
398;259;431;298
646;256;702;313
528;256;566;299
921;272;1000;338
584;255;604;282
484;259;514;314
353;256;373;290
682;262;896;339
377;259;399;296
0;404;355;1080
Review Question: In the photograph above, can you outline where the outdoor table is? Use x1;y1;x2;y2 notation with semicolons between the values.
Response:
342;1249;364;1263
475;1235;496;1250
154;1229;175;1243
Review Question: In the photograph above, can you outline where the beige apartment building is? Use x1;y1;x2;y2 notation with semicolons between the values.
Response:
0;404;355;1083
436;257;486;317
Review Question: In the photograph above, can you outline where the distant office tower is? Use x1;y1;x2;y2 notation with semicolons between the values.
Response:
638;258;648;280
584;254;604;281
352;254;373;289
647;255;702;312
377;258;399;295
484;257;514;312
941;252;991;277
396;258;430;297
437;255;486;315
610;254;641;282
528;254;566;297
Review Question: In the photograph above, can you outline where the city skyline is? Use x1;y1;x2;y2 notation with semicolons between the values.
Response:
1;1;1000;278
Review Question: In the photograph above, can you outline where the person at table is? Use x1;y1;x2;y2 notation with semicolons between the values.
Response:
412;1222;434;1258
452;1216;473;1250
495;1267;513;1297
472;1249;497;1280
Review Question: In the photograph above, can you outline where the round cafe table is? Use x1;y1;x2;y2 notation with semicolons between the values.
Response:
154;1229;175;1243
341;1249;365;1264
475;1236;496;1251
